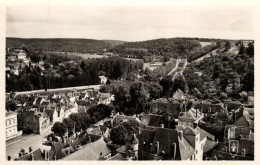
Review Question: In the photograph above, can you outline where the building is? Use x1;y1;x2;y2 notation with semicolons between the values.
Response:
6;111;20;140
61;137;111;160
21;111;50;134
178;108;204;127
99;76;108;85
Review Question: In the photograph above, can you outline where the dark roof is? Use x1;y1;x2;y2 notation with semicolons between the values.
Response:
195;126;215;140
203;140;218;153
150;128;181;160
141;114;162;127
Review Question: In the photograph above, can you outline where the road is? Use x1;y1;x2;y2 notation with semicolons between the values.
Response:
166;59;187;81
6;132;51;160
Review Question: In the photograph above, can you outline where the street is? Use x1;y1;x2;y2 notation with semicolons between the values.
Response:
6;130;52;160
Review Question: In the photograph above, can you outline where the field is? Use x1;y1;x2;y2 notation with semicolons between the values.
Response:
199;41;212;47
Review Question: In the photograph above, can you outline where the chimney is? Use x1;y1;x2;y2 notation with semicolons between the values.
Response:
31;153;34;161
160;124;164;128
242;148;246;157
156;141;160;155
172;142;177;160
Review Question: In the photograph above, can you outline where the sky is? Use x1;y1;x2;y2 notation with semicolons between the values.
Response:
6;5;255;41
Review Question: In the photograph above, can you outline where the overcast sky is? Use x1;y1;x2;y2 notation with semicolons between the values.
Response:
6;5;255;41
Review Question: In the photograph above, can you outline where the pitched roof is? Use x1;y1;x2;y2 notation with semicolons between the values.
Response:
195;126;215;140
178;136;195;160
172;89;184;100
61;138;111;160
179;108;203;121
203;140;218;153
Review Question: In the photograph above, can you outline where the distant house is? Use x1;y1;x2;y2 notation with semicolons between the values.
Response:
172;89;184;101
149;99;181;118
99;76;108;85
98;93;112;105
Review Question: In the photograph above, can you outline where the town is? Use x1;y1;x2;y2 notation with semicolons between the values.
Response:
5;37;254;161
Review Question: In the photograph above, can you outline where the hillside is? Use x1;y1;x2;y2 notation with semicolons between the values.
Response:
6;38;124;53
110;38;203;59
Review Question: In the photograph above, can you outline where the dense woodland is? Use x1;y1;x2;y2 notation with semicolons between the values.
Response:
7;38;124;54
6;53;142;92
111;38;203;59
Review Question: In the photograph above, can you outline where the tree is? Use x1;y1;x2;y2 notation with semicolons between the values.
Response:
122;121;140;135
129;81;149;112
69;112;90;132
160;76;174;97
63;118;75;135
246;42;254;57
51;122;67;137
110;125;128;145
172;75;186;92
88;104;114;123
6;100;17;111
225;41;231;52
238;43;245;55
146;82;163;100
239;91;248;103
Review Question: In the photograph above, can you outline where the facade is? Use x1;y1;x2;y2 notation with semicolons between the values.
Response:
21;111;50;134
6;111;19;140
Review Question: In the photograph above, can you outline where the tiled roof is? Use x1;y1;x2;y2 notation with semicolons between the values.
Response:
6;111;17;117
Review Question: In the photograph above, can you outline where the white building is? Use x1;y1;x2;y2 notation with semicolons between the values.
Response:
6;111;20;140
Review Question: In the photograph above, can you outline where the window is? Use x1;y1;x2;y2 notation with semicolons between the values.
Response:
13;119;15;124
9;120;11;125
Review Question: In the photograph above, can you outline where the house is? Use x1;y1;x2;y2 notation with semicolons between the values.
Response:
61;137;111;160
138;127;201;160
149;99;181;117
99;76;108;85
21;111;50;134
45;108;59;125
193;103;226;114
233;110;254;129
178;108;204;127
6;111;21;140
99;93;113;105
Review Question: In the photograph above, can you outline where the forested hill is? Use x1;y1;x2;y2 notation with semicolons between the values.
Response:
110;38;203;59
6;38;125;53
